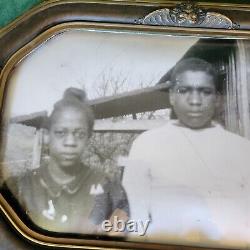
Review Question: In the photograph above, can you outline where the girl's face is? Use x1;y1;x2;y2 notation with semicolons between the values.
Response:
48;107;89;171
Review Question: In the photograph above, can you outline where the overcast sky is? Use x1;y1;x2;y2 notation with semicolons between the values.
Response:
4;29;197;118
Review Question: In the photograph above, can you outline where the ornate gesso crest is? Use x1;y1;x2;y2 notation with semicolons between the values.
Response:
170;1;206;26
141;1;237;29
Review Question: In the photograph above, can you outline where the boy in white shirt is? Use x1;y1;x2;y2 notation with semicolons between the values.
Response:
123;58;250;248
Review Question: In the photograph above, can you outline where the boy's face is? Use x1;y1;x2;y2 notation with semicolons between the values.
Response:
48;107;89;172
170;70;218;129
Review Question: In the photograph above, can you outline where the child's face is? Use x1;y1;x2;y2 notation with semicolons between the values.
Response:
48;107;89;172
170;70;218;129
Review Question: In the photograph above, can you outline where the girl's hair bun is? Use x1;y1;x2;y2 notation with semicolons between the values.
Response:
63;87;87;103
45;87;94;137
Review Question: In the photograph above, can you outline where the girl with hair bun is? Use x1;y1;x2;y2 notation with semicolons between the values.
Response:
5;87;129;234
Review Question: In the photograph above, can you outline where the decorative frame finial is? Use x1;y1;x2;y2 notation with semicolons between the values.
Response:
169;1;206;26
141;1;238;29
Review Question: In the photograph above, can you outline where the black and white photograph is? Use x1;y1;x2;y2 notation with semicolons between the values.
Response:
1;26;250;249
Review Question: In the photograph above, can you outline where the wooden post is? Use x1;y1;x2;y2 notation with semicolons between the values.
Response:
32;129;43;169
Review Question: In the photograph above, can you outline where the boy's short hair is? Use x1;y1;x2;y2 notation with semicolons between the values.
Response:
170;57;221;93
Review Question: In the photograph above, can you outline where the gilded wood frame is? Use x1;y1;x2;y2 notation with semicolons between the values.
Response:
1;1;250;249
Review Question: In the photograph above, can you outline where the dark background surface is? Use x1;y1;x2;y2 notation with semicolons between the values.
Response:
0;0;249;249
0;213;46;250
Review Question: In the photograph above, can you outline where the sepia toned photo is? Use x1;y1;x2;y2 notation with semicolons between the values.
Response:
0;24;250;249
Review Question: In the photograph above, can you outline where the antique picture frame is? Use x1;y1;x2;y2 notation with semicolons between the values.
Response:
1;0;250;249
